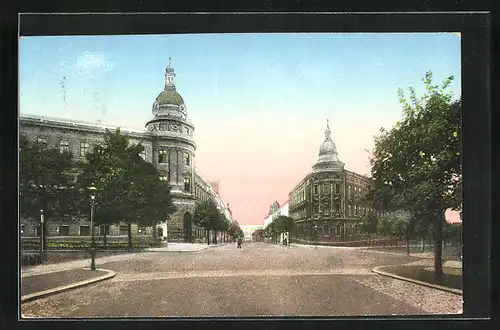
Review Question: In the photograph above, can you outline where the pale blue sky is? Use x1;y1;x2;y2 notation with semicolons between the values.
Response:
19;33;462;224
19;33;461;126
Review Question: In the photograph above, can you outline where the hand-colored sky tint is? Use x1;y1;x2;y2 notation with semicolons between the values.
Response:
19;33;461;225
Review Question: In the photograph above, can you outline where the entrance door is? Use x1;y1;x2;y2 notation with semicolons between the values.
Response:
183;213;193;243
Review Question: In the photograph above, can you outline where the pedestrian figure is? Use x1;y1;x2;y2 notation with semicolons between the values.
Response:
284;238;288;246
237;237;242;249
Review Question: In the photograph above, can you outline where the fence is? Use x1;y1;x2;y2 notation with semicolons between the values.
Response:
20;235;160;251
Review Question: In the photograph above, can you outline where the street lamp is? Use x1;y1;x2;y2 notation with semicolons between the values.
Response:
40;209;44;258
88;183;97;271
314;224;318;249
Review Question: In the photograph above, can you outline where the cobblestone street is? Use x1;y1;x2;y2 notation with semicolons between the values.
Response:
21;243;463;317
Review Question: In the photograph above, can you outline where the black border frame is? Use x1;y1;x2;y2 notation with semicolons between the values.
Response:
0;9;494;330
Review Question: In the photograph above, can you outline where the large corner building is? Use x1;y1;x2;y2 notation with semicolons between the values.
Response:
288;121;374;243
20;59;232;242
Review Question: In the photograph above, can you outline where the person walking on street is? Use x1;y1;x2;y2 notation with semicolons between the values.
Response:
237;237;242;249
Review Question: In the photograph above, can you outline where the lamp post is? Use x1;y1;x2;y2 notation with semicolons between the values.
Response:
88;183;97;271
314;224;318;249
40;209;44;258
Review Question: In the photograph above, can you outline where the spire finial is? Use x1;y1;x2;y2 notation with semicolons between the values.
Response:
165;56;176;89
324;119;331;141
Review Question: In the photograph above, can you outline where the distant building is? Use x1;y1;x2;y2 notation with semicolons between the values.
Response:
262;200;289;243
288;121;374;243
19;59;231;243
240;224;264;241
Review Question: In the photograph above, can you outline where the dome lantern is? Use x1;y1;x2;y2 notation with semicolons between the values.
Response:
312;119;344;172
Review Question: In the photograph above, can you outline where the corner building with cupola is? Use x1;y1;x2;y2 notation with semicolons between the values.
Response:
288;121;374;244
20;59;232;243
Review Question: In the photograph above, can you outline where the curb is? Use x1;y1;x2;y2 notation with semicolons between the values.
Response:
21;268;116;303
371;266;462;296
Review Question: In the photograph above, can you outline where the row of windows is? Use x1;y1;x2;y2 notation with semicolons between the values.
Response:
158;149;190;165
312;183;341;195
35;136;147;160
347;184;368;200
347;205;372;217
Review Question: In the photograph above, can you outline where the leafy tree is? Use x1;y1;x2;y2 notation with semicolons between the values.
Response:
228;220;243;242
387;210;414;254
193;200;220;245
273;215;295;234
370;71;461;279
78;129;176;249
252;229;266;242
359;212;378;247
20;135;78;249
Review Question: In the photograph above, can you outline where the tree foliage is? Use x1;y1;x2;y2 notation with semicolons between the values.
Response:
20;135;80;248
78;129;176;248
369;71;461;277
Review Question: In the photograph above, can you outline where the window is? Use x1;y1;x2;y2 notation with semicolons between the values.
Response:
336;223;342;236
58;225;70;236
335;183;340;193
20;225;25;236
348;185;352;199
59;140;70;154
99;225;110;236
186;128;190;135
79;142;89;157
348;205;351;216
185;153;190;166
140;150;146;160
323;225;330;237
119;225;128;236
159;170;168;181
95;144;104;155
79;225;90;236
158;150;168;163
313;185;318;194
138;226;148;235
37;137;47;144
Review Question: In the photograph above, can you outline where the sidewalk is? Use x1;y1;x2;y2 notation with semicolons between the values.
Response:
21;268;115;303
146;242;225;252
21;243;226;278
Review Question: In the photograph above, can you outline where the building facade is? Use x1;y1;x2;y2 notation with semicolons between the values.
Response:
288;121;374;243
20;59;232;243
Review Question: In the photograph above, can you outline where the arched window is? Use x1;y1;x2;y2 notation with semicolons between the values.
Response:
184;178;191;192
185;153;190;166
336;223;342;236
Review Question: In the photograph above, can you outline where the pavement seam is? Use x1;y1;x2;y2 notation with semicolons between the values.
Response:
21;268;116;303
371;266;463;296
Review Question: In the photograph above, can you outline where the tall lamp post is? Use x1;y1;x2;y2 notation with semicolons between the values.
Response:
314;224;318;249
88;183;97;271
40;209;44;259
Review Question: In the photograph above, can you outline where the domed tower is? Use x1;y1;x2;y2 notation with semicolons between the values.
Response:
312;119;345;172
145;59;197;240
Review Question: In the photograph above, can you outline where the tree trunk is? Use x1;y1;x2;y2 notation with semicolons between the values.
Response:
421;238;425;253
207;229;210;245
368;236;371;248
434;210;444;280
406;235;410;255
103;225;107;249
214;230;218;244
127;223;132;249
